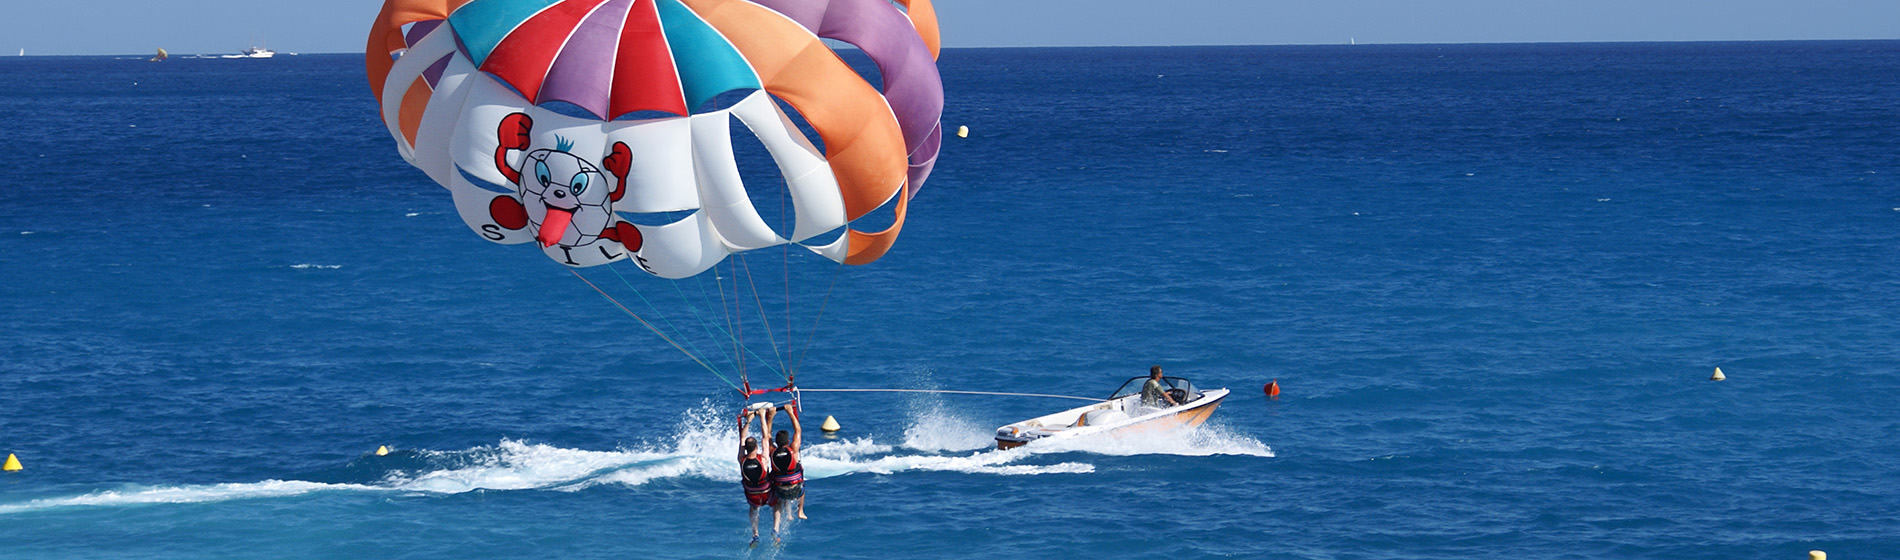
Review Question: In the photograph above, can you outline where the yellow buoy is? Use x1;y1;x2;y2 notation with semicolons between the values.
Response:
1711;367;1726;381
3;453;21;472
1810;551;1825;560
956;125;969;138
375;446;390;456
820;415;841;433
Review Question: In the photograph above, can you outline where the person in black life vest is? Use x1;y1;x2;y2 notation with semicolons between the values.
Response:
738;408;776;543
763;404;807;525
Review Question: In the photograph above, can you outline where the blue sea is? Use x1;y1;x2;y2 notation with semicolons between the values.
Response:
3;41;1898;559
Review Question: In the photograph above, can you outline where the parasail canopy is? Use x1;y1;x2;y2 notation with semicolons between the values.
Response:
367;0;943;276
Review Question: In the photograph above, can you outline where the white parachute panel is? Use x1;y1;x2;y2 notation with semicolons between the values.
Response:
690;107;787;252
604;117;701;214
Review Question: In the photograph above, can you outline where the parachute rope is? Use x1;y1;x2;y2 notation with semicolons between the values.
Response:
669;276;744;373
799;388;1105;402
789;259;847;378
604;262;725;379
567;268;738;391
737;253;790;383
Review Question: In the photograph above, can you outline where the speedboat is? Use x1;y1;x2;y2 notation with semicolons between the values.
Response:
994;377;1228;449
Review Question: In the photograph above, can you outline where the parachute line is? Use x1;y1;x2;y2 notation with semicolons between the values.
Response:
566;268;738;391
737;253;790;382
604;262;725;378
789;259;847;377
669;277;744;371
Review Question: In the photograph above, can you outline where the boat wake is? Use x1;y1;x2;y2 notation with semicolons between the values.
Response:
0;401;1267;514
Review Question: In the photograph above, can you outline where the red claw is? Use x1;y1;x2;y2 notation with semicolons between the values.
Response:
602;142;632;202
600;222;643;252
495;113;533;184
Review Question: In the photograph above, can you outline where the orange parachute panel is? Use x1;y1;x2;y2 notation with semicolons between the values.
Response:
366;0;477;103
844;187;907;265
893;0;940;60
397;76;434;148
682;0;907;222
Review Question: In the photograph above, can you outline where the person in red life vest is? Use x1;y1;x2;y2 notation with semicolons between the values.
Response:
763;404;807;525
738;408;777;544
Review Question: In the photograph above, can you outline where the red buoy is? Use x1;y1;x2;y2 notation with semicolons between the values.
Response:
1264;379;1280;399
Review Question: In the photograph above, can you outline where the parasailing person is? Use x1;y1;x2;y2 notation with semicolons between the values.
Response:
764;404;807;525
738;408;777;544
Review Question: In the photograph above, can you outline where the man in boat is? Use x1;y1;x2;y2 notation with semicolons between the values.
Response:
764;404;808;525
738;408;777;544
1142;365;1181;408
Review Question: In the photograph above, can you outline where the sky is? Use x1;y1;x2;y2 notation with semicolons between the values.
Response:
5;0;1899;56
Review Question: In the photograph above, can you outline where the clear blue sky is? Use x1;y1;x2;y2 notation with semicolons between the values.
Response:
8;0;1899;56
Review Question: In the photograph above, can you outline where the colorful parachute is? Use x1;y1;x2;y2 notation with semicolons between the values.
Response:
367;0;943;277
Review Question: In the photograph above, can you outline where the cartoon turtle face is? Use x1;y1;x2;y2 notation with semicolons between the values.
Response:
520;148;615;248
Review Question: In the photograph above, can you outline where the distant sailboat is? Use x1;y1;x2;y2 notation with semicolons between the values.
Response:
150;48;169;62
16;48;22;57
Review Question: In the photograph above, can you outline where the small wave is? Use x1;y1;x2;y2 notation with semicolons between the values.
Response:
288;264;342;270
19;231;33;235
1027;422;1273;457
0;480;380;514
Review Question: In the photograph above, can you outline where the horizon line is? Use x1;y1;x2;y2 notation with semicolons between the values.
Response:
14;37;1899;58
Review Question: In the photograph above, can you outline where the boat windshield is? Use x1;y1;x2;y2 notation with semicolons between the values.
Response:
1107;376;1197;401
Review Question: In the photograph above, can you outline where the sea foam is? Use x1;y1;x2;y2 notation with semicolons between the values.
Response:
0;401;1260;514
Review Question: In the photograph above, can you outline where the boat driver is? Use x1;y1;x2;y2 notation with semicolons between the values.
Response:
1141;365;1181;408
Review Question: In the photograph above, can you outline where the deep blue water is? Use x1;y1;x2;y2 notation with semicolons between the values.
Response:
3;41;1899;559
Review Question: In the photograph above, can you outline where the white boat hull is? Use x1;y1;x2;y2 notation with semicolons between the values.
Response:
994;388;1228;449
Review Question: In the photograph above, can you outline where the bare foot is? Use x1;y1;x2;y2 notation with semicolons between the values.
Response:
798;512;808;520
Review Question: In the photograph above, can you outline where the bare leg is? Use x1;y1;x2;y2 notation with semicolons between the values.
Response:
797;495;807;519
748;505;761;540
772;503;785;543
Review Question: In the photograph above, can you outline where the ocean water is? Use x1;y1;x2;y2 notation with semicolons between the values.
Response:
3;41;1898;559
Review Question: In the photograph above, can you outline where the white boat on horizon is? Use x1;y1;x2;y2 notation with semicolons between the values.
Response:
994;376;1228;449
222;46;275;59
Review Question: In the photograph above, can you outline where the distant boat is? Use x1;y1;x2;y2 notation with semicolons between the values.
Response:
16;49;22;57
150;48;169;62
221;46;275;59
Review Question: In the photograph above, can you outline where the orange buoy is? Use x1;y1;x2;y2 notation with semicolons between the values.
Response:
1264;379;1281;399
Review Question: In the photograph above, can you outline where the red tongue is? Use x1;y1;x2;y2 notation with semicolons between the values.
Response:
538;208;574;247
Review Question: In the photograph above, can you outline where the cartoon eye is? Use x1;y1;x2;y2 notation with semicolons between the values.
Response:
535;160;552;187
569;173;591;195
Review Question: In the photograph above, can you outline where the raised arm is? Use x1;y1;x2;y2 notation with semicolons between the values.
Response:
787;405;802;449
738;411;752;461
